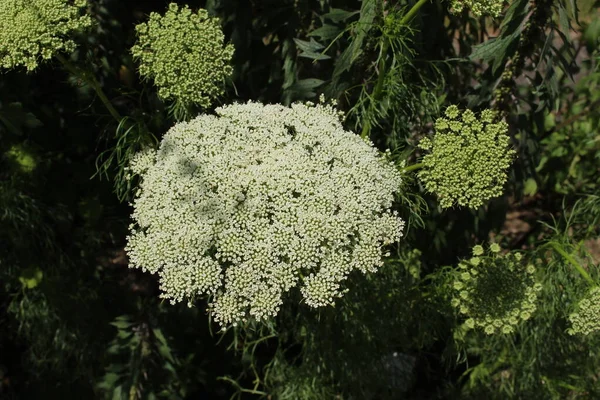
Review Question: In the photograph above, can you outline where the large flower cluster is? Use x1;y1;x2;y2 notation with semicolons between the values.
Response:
418;105;515;209
451;244;541;335
126;101;405;327
568;287;600;336
131;3;234;108
0;0;91;71
449;0;505;17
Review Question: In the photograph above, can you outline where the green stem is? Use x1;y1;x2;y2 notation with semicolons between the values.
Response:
400;0;430;25
549;242;595;286
360;0;430;139
402;162;424;172
360;39;389;140
55;53;122;122
359;119;371;139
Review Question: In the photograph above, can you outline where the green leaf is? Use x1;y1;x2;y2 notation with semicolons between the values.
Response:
332;0;377;79
308;24;343;41
469;0;528;74
282;39;297;90
293;38;325;53
323;8;360;23
285;78;325;99
500;0;530;33
298;51;331;61
283;79;324;102
524;178;538;196
110;316;133;330
558;3;571;44
332;39;364;78
469;31;520;74
294;38;331;60
583;17;600;48
291;78;325;90
111;385;123;400
0;103;43;136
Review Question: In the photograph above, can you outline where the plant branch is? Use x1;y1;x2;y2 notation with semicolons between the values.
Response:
553;98;600;133
549;242;595;286
400;0;430;25
55;53;122;122
360;0;430;139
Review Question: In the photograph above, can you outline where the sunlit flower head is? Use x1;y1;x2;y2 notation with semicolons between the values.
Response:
126;100;405;327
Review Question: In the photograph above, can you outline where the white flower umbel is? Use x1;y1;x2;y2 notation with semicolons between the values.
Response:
126;101;405;327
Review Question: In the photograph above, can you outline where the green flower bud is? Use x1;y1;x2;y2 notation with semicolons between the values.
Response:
0;0;91;71
131;3;234;108
465;318;475;329
501;325;513;334
449;0;506;17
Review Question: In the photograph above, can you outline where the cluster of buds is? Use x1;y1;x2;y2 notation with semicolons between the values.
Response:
568;287;600;336
449;0;505;17
418;105;515;209
131;3;234;109
0;0;91;71
451;243;542;335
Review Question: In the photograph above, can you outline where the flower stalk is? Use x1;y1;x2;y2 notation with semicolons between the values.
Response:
55;53;122;122
402;162;424;173
549;242;595;287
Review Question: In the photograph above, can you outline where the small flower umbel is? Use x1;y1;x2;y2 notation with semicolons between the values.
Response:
449;0;506;17
417;106;515;209
126;100;405;328
451;244;541;335
568;287;600;336
0;0;91;71
131;3;234;111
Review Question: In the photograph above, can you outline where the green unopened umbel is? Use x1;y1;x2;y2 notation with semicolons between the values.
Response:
0;0;91;71
131;3;234;109
418;106;515;209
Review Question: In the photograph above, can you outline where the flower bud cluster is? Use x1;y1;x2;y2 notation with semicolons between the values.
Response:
418;105;515;209
126;101;405;327
131;3;234;108
449;0;505;17
568;287;600;336
0;0;91;71
451;244;541;335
